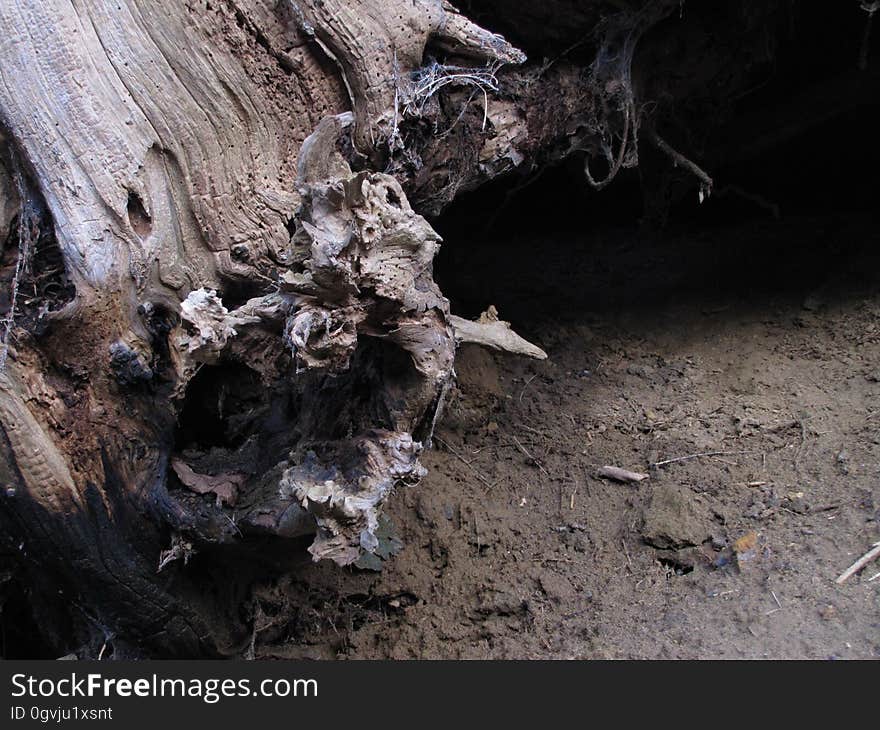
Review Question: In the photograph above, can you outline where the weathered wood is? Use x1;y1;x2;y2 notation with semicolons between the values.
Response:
0;0;569;654
2;0;741;655
450;308;546;360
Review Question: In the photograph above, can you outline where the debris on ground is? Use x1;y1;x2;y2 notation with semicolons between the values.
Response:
641;483;712;550
596;465;649;483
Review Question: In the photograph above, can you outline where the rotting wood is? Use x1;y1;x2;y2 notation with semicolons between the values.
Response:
0;0;783;655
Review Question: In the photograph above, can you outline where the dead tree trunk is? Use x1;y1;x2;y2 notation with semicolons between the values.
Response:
0;0;588;656
3;0;753;655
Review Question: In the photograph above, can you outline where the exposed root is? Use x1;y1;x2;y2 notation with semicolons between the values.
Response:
278;113;456;562
584;102;632;190
398;61;503;129
646;128;714;202
450;306;546;360
580;7;654;190
287;0;525;157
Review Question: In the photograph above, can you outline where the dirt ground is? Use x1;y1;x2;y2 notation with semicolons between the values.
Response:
252;212;880;659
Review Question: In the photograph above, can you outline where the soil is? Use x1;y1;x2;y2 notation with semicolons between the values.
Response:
252;212;880;659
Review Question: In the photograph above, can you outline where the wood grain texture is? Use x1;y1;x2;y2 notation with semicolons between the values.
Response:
0;0;583;654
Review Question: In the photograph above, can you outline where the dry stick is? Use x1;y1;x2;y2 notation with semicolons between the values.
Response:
645;128;714;195
521;423;545;439
621;539;633;569
835;542;880;585
434;436;496;491
531;556;573;564
519;374;538;403
597;465;648;483
794;417;808;477
651;450;756;468
512;435;551;479
812;502;843;513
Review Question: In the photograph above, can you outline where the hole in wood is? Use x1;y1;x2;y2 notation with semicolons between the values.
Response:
126;191;152;238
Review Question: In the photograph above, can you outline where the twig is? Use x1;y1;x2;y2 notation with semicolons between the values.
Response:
645;128;713;200
521;423;545;439
512;435;551;479
651;450;756;467
621;538;633;569
531;556;573;564
97;630;115;661
812;502;843;513
596;465;648;483
519;374;538;403
434;436;496;490
835;542;880;584
794;416;807;476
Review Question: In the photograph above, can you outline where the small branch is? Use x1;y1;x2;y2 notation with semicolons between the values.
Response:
835;542;880;584
434;436;496;491
645;128;714;199
651;450;756;467
596;465;648;483
519;374;538;403
512;435;551;479
450;310;547;360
